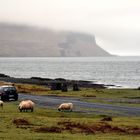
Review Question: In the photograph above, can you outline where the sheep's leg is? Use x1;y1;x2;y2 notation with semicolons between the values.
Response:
1;104;3;110
31;108;33;112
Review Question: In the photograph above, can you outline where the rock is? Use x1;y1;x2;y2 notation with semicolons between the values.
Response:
61;83;68;92
0;74;106;89
30;77;52;81
50;82;62;90
73;83;79;91
0;73;10;77
101;116;113;121
55;78;66;81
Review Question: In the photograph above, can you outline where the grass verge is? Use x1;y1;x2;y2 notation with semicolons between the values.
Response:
0;101;140;140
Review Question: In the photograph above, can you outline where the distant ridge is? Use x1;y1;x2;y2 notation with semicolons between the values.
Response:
0;23;111;57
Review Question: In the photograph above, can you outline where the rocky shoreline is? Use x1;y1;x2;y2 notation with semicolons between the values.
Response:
0;73;106;89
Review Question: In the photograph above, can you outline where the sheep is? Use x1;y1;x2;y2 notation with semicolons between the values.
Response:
18;100;35;112
58;103;73;112
0;100;4;109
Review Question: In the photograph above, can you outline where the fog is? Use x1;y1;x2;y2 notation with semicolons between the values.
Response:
0;0;140;55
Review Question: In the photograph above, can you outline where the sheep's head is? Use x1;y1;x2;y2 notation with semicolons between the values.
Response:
18;105;22;110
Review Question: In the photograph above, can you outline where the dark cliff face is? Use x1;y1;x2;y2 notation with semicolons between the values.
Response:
0;23;111;57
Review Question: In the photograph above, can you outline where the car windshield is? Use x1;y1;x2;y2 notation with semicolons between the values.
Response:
3;87;16;92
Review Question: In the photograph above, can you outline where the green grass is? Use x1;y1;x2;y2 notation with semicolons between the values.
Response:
13;82;140;106
0;82;140;139
27;87;140;106
0;101;140;140
1;81;140;98
2;82;139;99
69;88;139;99
27;87;140;99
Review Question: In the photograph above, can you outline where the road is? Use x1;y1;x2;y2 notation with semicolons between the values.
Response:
19;93;140;116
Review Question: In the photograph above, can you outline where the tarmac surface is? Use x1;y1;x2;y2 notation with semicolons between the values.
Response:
19;93;140;116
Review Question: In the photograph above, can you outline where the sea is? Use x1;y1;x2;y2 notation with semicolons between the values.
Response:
0;57;140;88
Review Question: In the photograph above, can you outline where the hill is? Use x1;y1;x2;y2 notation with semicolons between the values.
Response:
0;23;111;57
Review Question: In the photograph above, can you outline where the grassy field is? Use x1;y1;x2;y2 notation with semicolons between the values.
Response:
0;101;140;140
12;82;140;106
0;82;140;139
1;81;139;97
0;81;140;106
14;83;140;98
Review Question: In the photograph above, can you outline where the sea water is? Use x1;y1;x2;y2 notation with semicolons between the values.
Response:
0;57;140;88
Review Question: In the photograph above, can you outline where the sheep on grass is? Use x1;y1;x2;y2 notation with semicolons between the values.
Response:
18;100;35;112
58;103;73;112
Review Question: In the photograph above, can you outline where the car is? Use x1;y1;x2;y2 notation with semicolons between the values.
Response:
0;85;18;101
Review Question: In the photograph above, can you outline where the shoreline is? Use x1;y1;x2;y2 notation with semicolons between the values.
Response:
0;73;139;89
0;73;107;89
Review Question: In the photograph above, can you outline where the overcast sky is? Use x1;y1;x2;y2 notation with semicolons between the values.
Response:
0;0;140;56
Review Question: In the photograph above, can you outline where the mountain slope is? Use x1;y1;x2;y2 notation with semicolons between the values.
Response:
0;23;111;57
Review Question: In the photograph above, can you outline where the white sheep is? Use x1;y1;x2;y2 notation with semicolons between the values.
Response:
58;103;73;112
0;100;4;109
18;100;35;112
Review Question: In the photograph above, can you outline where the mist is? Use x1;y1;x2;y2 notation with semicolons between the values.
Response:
0;0;140;55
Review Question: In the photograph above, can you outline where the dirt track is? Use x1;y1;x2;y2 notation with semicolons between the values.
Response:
19;93;140;116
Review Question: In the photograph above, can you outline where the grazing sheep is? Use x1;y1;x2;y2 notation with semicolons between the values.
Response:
18;100;35;112
0;100;3;109
58;103;73;112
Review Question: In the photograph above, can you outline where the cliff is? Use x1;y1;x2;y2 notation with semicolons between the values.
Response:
0;23;111;57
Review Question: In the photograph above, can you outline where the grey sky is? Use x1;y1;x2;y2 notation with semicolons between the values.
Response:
0;0;140;55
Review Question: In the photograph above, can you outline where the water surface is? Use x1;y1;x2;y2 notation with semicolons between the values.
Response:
0;57;140;88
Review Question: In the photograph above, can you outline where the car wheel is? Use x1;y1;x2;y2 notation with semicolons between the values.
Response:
14;96;18;101
1;96;4;101
1;96;8;101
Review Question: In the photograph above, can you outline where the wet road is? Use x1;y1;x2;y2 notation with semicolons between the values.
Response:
19;93;140;116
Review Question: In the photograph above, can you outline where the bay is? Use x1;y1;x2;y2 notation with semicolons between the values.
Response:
0;57;140;88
